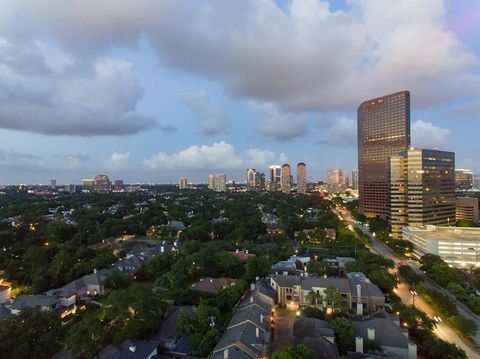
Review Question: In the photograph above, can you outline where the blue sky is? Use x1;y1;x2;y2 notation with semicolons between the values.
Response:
0;0;479;184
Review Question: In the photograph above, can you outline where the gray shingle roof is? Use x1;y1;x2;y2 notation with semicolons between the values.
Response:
292;317;335;339
10;294;57;310
212;322;264;358
95;339;158;359
301;277;350;293
352;310;409;349
347;272;384;298
229;305;268;332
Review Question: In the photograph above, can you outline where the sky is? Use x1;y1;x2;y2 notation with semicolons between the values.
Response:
0;0;479;185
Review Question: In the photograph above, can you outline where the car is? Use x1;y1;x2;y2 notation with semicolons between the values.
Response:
397;261;405;267
432;315;442;323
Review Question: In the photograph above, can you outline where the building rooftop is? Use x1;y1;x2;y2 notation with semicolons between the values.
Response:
191;277;236;295
404;225;480;241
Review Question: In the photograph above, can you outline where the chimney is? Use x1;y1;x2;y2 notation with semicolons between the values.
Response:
355;337;363;353
210;278;213;283
250;296;254;303
246;250;249;254
93;269;97;274
250;283;255;291
260;314;264;323
408;342;417;359
129;346;136;353
161;246;164;253
236;248;239;253
356;284;362;302
256;327;260;338
367;328;375;340
223;349;229;359
356;302;363;315
304;272;308;278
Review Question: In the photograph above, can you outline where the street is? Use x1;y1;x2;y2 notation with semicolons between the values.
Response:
270;308;296;353
334;206;480;358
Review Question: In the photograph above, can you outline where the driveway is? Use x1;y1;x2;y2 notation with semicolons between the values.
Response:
270;308;297;353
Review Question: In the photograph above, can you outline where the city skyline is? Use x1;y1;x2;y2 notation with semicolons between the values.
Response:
0;1;479;185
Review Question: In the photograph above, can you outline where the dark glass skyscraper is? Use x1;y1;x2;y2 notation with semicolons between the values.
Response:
358;91;411;219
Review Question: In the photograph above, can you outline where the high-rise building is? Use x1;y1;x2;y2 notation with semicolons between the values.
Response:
281;164;291;194
208;174;227;192
455;169;474;191
178;177;188;190
351;170;359;190
50;179;56;190
82;179;95;191
358;91;411;219
246;169;265;191
94;174;111;192
114;179;124;191
389;148;455;239
64;184;76;194
208;175;215;190
296;162;307;194
268;165;282;191
327;169;347;194
214;174;227;192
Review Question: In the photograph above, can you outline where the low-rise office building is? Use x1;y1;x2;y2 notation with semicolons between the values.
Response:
403;225;480;267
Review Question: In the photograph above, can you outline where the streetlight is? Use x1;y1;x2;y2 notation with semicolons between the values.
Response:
410;288;418;308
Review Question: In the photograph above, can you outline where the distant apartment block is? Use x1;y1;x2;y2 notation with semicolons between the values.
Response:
178;176;188;190
327;169;347;194
281;164;291;194
208;174;227;192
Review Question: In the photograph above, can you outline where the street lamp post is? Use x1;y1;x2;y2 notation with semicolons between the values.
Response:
410;288;418;308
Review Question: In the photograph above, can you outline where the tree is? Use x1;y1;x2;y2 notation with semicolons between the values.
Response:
244;256;271;282
324;286;346;312
0;308;63;359
447;315;478;338
331;317;355;354
272;344;316;359
308;261;328;276
447;282;468;300
368;269;398;293
103;270;132;290
66;317;108;359
306;290;323;307
301;306;326;320
176;308;196;336
192;329;221;357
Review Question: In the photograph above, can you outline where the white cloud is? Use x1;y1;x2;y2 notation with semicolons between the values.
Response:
247;102;309;141
5;0;478;114
107;152;130;170
317;117;357;147
412;119;450;149
144;141;288;171
182;91;228;136
245;149;289;167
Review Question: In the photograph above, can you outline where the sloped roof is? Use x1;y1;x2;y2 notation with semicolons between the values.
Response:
10;294;57;310
297;337;340;359
229;305;268;332
95;339;158;359
292;317;334;339
212;322;264;358
352;310;409;349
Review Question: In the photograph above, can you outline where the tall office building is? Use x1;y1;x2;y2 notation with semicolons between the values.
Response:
268;165;282;191
178;177;188;190
351;170;359;190
455;169;474;191
296;162;307;194
94;174;111;192
50;179;56;190
389;148;455;239
327;169;347;194
281;164;291;194
358;91;411;219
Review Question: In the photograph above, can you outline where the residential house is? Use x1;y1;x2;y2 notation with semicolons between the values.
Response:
154;305;195;356
94;339;159;359
191;277;237;295
292;317;340;359
324;257;356;277
270;273;385;313
0;280;12;304
5;294;58;315
61;268;111;298
229;249;256;261
352;310;417;359
347;272;385;314
210;281;275;359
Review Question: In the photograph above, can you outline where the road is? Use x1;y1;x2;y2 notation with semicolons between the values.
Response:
334;206;480;358
270;308;296;353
